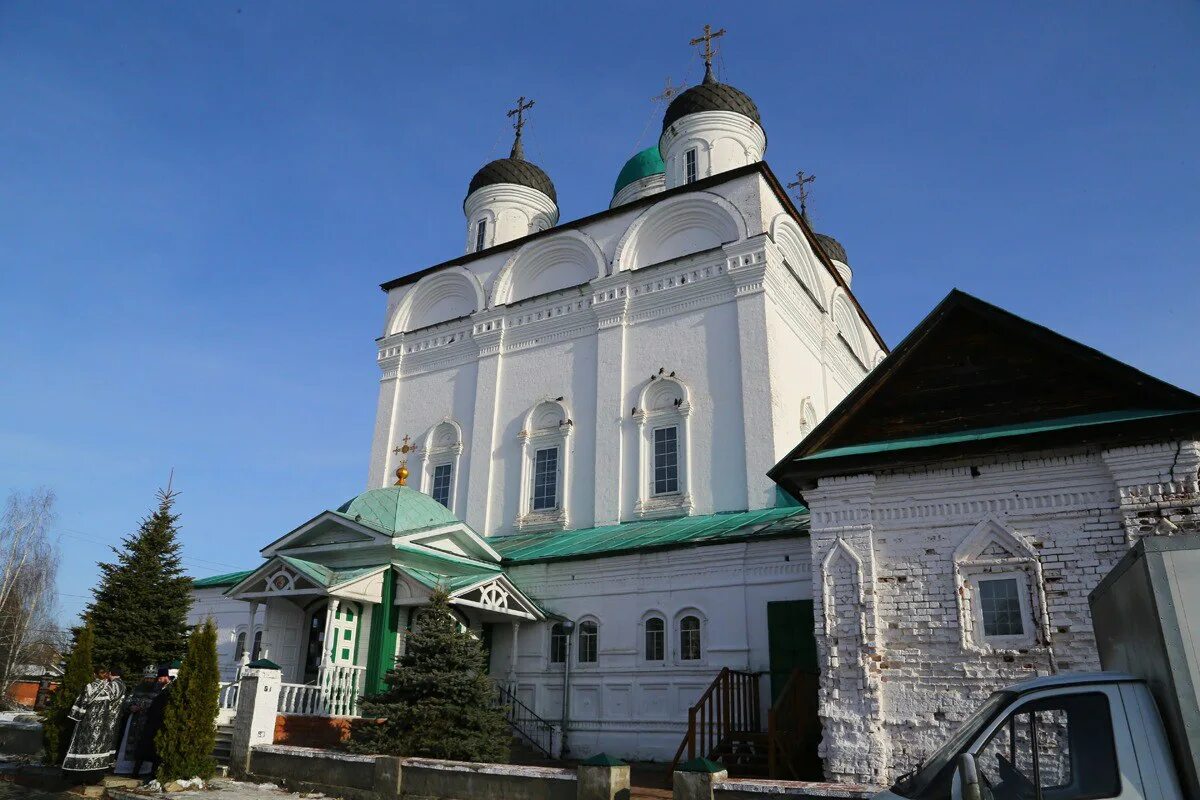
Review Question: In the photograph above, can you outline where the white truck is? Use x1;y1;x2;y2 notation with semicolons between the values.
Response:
877;534;1200;800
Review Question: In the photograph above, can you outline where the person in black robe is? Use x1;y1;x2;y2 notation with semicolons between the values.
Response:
132;670;173;779
63;668;128;772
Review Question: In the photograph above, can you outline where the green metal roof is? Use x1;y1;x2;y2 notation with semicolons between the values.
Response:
613;147;665;198
192;569;255;588
335;486;458;535
800;409;1193;462
493;507;808;565
397;566;497;593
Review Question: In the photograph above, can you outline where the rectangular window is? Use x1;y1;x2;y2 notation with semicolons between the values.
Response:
685;149;698;183
979;578;1024;637
431;463;453;508
475;219;487;252
653;426;679;495
532;447;559;511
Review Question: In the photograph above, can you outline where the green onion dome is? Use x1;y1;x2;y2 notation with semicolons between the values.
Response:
612;147;666;200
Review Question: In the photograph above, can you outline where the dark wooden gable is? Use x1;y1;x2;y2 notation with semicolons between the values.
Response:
771;290;1200;480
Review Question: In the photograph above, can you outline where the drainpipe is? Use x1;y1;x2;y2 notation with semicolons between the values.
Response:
560;619;575;757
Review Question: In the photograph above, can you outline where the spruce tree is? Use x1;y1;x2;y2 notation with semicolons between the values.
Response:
87;487;192;678
155;618;219;782
351;588;509;762
41;620;94;765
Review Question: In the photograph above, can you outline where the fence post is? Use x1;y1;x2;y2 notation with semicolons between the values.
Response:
230;662;282;778
672;758;727;800
577;753;629;800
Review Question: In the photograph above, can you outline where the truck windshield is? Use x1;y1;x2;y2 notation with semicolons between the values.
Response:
891;690;1015;799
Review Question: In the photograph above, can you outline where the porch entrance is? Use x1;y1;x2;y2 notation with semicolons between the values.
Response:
303;601;362;684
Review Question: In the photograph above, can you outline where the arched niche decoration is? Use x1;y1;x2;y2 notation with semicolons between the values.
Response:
634;375;693;519
799;397;819;438
614;191;747;272
831;289;868;364
491;230;606;306
388;266;487;335
769;213;826;310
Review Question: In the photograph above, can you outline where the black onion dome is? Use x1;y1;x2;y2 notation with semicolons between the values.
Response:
815;232;848;264
467;154;556;204
662;70;762;132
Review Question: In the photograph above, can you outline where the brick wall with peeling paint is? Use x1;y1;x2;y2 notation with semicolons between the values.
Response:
805;439;1200;785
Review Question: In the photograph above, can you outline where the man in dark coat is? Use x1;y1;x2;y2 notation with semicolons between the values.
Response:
131;668;173;779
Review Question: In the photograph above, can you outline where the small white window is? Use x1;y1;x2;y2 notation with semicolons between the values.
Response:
549;623;567;663
431;463;453;508
578;621;598;664
235;631;247;661
251;630;262;661
685;149;698;183
532;446;559;510
645;617;665;661
652;426;679;495
680;615;701;660
979;578;1024;637
475;219;487;252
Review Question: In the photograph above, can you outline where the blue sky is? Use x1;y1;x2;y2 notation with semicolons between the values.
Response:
2;2;1197;626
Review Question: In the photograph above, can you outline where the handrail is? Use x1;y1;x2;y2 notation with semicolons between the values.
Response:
669;668;762;775
493;681;556;758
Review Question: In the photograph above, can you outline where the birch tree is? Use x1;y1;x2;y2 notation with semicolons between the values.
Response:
0;488;60;698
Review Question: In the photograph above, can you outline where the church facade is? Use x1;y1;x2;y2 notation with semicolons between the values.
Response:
189;41;883;769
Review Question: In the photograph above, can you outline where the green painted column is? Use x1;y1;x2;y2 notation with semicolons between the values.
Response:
364;566;399;694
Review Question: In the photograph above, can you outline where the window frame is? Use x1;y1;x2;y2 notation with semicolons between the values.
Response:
679;615;702;661
475;219;487;252
549;623;568;664
430;462;454;509
643;616;666;662
634;377;693;519
970;570;1036;650
515;399;571;532
577;619;599;665
532;445;560;511
685;148;698;184
651;424;681;496
420;419;464;516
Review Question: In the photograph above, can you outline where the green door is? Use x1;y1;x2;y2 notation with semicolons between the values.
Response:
767;600;818;703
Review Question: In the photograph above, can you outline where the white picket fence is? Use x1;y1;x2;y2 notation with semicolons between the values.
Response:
217;663;366;720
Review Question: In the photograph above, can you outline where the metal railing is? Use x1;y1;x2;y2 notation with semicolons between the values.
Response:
493;681;556;758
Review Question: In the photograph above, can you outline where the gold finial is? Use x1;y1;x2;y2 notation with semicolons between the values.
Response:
392;435;417;487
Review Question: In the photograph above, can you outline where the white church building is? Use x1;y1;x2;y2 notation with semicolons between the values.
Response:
188;32;1200;788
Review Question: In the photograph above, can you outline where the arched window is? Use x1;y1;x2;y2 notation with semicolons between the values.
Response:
578;621;598;664
645;617;665;661
421;419;464;513
635;377;693;519
517;399;572;532
251;630;263;661
680;616;702;661
235;631;247;661
549;623;567;664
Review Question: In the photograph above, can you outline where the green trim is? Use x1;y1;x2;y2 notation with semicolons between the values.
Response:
581;753;627;767
365;567;399;694
492;507;808;565
799;409;1193;462
192;569;255;588
679;757;725;773
392;540;503;572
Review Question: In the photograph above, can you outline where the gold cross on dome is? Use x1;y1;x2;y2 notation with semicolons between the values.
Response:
652;77;683;104
392;434;415;457
507;96;535;137
689;24;726;69
787;170;816;216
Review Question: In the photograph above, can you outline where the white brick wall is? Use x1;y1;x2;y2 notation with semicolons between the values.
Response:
805;439;1200;784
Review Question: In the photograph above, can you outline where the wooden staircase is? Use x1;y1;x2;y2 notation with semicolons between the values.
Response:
669;667;821;780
